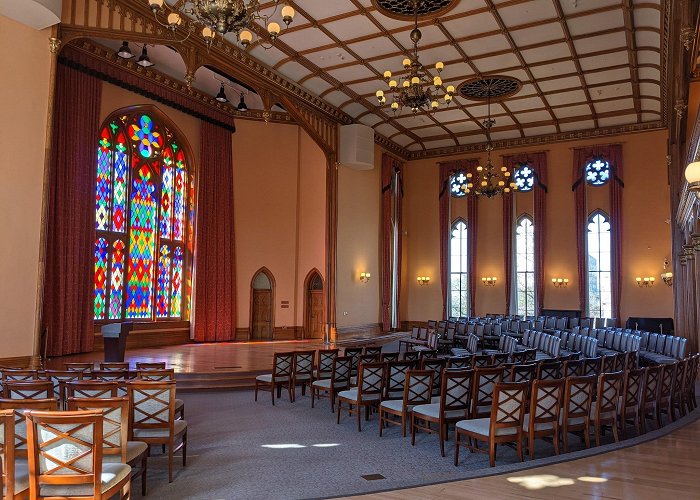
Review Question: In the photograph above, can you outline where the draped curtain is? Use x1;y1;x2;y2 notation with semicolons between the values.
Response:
42;64;103;356
572;144;623;323
438;159;479;318
381;153;404;331
192;122;237;341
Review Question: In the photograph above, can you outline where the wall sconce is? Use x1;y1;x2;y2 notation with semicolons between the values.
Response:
359;272;371;283
685;161;700;198
417;276;430;286
481;277;497;286
551;278;569;288
636;276;655;287
661;258;673;286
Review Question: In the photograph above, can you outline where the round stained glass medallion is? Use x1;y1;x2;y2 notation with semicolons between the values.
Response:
585;159;610;186
371;0;457;19
513;164;535;192
450;171;468;197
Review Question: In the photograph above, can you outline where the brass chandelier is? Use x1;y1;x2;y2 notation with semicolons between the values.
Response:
147;0;295;48
375;0;454;113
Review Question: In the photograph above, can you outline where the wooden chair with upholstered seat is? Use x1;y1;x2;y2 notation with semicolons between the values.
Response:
25;409;131;499
619;368;645;439
135;362;166;370
379;369;433;437
69;397;149;496
343;347;363;381
671;358;688;420
454;381;528;467
254;351;294;405
136;369;184;420
656;362;677;426
3;380;54;400
383;360;416;401
363;346;383;358
90;370;130;397
99;362;130;372
380;352;400;362
536;360;563;380
447;357;472;369
471;366;505;419
292;350;316;401
560;375;595;452
471;354;493;369
65;380;120;400
524;378;563;459
43;370;84;409
402;351;420;362
509;363;537;383
491;352;510;367
411;369;473;457
563;359;584;378
315;349;339;380
128;380;187;483
640;365;662;433
64;363;94;372
311;356;351;411
420;358;448;398
590;371;624;446
336;361;385;432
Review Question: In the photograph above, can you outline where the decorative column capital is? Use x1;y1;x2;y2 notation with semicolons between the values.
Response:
680;26;695;51
184;71;195;88
675;100;688;120
49;37;62;54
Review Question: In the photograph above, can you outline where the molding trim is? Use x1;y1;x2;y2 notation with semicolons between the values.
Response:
0;356;43;369
336;323;383;336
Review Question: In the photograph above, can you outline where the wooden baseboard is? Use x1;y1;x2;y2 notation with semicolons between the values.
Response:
336;323;382;337
0;355;43;369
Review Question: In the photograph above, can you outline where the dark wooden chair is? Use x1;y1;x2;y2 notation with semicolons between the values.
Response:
656;362;677;426
363;346;383;357
254;351;294;405
380;352;400;362
292;350;316;400
536;360;563;380
420;357;448;397
336;362;385;432
379;370;433;437
99;362;130;371
315;349;339;380
470;366;505;419
619;368;645;439
64;362;94;372
640;365;662;433
311;356;351;411
560;375;595;452
471;354;493;369
563;359;585;378
135;362;167;370
590;371;624;446
509;363;537;383
525;378;563;459
3;380;53;400
402;351;420;362
383;360;416;400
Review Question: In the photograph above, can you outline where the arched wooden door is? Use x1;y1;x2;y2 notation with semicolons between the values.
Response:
304;270;324;339
250;268;275;340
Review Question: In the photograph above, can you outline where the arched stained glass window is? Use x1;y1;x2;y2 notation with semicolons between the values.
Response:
450;171;468;197
93;110;195;322
585;158;610;186
450;219;469;317
515;215;535;317
587;211;612;319
513;164;535;192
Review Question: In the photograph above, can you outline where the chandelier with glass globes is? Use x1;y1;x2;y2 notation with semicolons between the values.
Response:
375;1;454;113
147;0;295;49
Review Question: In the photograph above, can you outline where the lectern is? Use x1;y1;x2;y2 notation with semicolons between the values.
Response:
101;322;133;362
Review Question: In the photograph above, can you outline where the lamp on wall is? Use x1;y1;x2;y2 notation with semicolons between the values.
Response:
135;45;154;67
661;258;673;286
417;276;430;286
359;272;371;283
481;277;497;286
685;161;700;198
551;278;569;288
636;276;655;287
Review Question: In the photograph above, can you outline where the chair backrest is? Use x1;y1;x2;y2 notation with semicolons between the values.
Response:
330;356;352;389
529;378;564;431
317;349;339;378
658;362;677;401
509;363;537;383
65;381;120;399
440;369;472;418
562;375;595;425
0;399;59;458
402;370;434;407
99;362;130;371
380;352;400;362
471;366;505;417
128;381;176;437
602;355;617;374
363;346;383;357
137;368;176;381
673;358;687;397
490;382;528;434
447;356;472;369
536;361;563;380
3;380;53;400
384;361;415;399
344;347;363;376
491;352;510;366
641;365;662;409
360;353;380;364
293;350;316;378
418;349;437;359
581;357;602;378
1;369;38;381
621;368;645;415
402;351;420;362
523;348;537;362
420;358;447;396
64;363;94;372
135;362;167;370
68;397;129;463
90;370;130;382
472;354;493;369
25;409;104;499
596;371;624;418
563;359;584;378
357;362;385;403
271;352;294;380
43;370;84;404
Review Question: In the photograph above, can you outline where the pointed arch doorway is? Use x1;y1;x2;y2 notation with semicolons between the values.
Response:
303;270;324;339
250;268;275;340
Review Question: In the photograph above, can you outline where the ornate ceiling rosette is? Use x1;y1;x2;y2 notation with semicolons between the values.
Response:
371;0;458;20
457;76;522;102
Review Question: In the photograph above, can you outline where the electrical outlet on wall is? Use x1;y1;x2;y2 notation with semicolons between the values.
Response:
343;311;348;316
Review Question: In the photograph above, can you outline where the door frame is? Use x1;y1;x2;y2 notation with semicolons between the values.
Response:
249;267;276;341
302;268;325;339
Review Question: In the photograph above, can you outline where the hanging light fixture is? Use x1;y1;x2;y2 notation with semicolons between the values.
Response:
116;41;134;59
376;0;454;114
215;83;228;103
147;0;295;49
136;45;155;67
463;92;517;197
237;93;249;112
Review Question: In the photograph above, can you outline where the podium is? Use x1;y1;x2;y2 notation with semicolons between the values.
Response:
101;322;134;362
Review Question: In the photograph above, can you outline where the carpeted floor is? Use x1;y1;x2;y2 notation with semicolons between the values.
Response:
141;386;641;500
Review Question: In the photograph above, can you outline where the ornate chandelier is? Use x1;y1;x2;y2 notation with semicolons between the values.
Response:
375;0;454;113
147;0;295;48
463;93;517;197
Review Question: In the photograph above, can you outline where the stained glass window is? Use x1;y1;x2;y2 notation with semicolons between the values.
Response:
93;110;194;322
515;216;535;317
585;159;610;186
513;164;535;192
587;211;612;319
450;219;469;317
450;171;468;197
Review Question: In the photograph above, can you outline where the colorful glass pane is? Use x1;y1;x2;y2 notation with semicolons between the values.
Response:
157;245;171;318
585;159;610;186
96;128;112;231
188;173;195;253
450;171;468;197
513;164;535;192
108;239;126;319
112;132;128;232
94;238;109;320
171;246;183;317
173;150;186;241
126;164;157;319
128;114;163;158
160;149;174;239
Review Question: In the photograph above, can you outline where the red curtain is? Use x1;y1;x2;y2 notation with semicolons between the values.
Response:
467;194;478;316
438;159;479;318
42;64;102;356
381;154;403;331
572;144;623;323
192;122;237;342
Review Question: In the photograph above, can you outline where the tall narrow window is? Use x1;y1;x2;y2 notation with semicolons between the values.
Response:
515;215;535;317
93;110;195;322
587;211;612;318
450;219;469;317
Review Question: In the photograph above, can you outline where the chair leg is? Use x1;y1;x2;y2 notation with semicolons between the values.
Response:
336;400;342;424
594;422;601;447
254;382;258;401
411;414;417;446
454;431;460;466
529;434;535;460
182;430;187;466
311;387;316;408
583;426;591;449
553;428;560;455
141;454;148;496
121;477;131;500
439;421;445;457
379;409;384;437
562;427;569;453
516;436;523;463
357;404;362;432
168;443;173;483
489;440;496;467
611;418;620;443
401;414;407;438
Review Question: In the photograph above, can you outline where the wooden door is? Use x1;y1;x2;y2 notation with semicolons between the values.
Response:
252;290;272;340
307;290;324;339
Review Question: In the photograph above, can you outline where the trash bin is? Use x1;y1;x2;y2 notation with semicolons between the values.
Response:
101;322;134;362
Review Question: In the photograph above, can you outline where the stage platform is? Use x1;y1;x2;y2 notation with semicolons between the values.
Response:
44;331;410;391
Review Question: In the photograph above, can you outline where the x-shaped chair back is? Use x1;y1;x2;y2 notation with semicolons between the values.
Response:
331;356;352;389
447;357;472;369
68;397;129;463
135;362;167;370
596;371;624;416
509;350;529;364
622;368;645;411
683;355;698;398
137;368;175;381
44;370;84;407
1;370;39;382
293;351;315;378
613;353;627;372
381;352;400;362
441;369;472;416
271;353;294;381
491;352;510;367
360;354;380;364
601;355;617;374
25;409;103;498
343;348;363;377
523;349;537;362
420;358;447;396
402;351;420;362
418;349;437;359
403;370;434;407
317;349;339;378
472;366;505;417
536;361;562;381
357;362;385;403
491;382;528;432
472;354;493;369
581;357;602;378
363;346;383;357
0;399;59;459
128;381;175;436
510;363;537;383
658;362;676;401
99;362;130;371
530;378;563;427
385;361;415;399
563;359;584;378
563;375;595;423
4;381;54;400
65;381;120;400
64;363;94;372
673;359;687;397
90;371;129;397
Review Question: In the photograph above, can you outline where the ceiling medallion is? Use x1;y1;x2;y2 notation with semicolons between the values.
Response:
372;0;457;20
458;76;522;102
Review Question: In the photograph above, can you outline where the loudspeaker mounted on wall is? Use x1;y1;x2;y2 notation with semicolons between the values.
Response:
339;124;375;170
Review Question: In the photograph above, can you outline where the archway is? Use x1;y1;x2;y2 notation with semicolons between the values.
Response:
303;269;324;339
250;268;275;340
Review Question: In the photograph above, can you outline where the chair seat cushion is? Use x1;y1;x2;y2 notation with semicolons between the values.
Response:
39;463;131;496
294;374;313;382
560;414;586;426
337;388;380;403
456;418;518;437
312;379;332;389
3;459;29;497
175;399;184;410
256;374;289;383
590;402;616;420
380;399;405;412
413;403;467;420
523;414;556;432
133;419;187;439
102;440;148;464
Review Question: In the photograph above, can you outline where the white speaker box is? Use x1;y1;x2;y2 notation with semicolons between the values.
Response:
338;124;375;170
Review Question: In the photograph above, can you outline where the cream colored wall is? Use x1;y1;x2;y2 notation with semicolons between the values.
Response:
402;129;673;324
336;145;382;328
0;16;52;357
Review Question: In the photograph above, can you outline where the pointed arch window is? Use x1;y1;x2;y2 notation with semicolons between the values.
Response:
93;110;195;322
515;215;535;317
450;219;469;317
587;211;612;318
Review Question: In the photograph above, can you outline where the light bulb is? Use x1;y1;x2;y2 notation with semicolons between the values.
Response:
167;12;181;27
384;70;392;79
504;171;511;177
202;26;215;43
504;188;510;193
476;165;483;172
403;80;410;88
391;102;399;110
498;181;505;186
389;80;397;89
481;181;487;187
282;4;295;25
411;76;420;85
403;58;411;68
501;166;507;172
149;0;164;10
376;90;384;98
446;85;455;95
444;94;452;102
431;100;439;109
239;30;253;47
436;61;444;72
433;76;442;87
267;22;281;38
